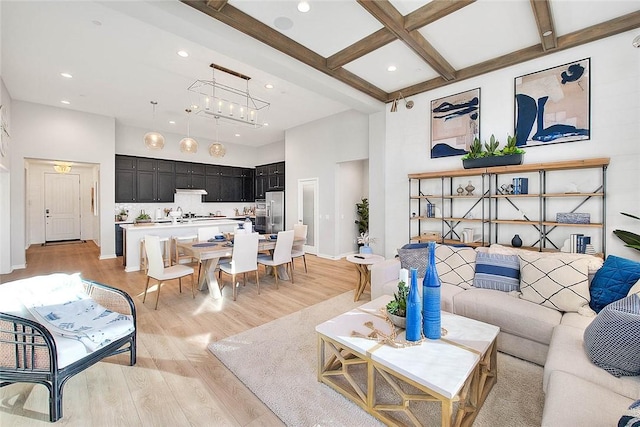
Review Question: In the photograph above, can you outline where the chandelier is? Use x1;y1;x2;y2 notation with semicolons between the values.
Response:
188;63;269;128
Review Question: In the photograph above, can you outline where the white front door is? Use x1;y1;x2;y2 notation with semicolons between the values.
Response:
45;173;81;242
297;178;318;255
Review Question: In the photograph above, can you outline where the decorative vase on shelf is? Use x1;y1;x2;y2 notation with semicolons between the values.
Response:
456;184;464;196
422;241;442;340
465;180;475;196
511;234;523;247
359;244;373;254
406;267;422;342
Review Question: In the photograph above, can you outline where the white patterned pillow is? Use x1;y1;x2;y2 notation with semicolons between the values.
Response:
518;252;591;312
435;245;476;289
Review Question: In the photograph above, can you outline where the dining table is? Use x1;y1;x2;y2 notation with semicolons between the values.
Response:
177;235;305;300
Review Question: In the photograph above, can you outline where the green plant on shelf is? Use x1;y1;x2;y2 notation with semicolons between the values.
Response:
461;134;525;160
136;212;151;221
613;212;640;252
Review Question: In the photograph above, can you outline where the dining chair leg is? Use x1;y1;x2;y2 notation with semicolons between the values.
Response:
255;270;260;294
154;281;163;310
191;273;195;298
143;277;151;303
303;255;308;273
232;273;237;301
289;262;294;284
198;262;203;284
274;267;279;289
178;277;182;293
242;273;247;287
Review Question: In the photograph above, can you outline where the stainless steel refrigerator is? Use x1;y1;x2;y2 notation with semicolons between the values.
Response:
265;191;284;233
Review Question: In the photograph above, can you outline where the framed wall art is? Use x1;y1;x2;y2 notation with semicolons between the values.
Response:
514;58;590;147
430;88;480;158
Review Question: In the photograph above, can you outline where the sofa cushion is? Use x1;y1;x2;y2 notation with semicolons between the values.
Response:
560;312;594;330
473;252;520;292
584;294;640;377
397;247;428;278
518;252;591;313
435;244;476;289
541;370;634;427
543;324;640;399
453;288;561;346
589;255;640;313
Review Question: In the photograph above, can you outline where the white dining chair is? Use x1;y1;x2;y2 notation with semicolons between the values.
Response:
143;235;195;310
171;234;198;266
218;232;260;300
258;230;295;288
291;223;308;273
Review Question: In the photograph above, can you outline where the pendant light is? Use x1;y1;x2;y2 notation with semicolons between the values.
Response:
144;101;165;150
209;119;226;157
179;108;198;153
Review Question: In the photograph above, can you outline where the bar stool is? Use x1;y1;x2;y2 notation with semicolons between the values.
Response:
140;236;170;271
172;234;198;266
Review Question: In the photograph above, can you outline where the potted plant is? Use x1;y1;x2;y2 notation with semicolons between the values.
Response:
613;212;640;253
462;134;525;169
119;209;128;221
355;198;371;253
135;211;152;224
385;280;408;328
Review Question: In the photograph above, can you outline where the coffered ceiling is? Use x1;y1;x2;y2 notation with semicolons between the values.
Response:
2;1;639;149
184;0;640;102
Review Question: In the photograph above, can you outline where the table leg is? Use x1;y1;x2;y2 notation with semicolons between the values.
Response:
353;264;370;302
199;257;222;299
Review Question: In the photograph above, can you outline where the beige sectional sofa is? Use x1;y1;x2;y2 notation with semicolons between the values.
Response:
370;244;639;426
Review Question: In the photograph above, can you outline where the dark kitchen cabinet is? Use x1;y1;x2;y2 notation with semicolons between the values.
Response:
115;155;137;202
255;161;285;194
175;161;205;190
136;158;175;202
204;165;254;202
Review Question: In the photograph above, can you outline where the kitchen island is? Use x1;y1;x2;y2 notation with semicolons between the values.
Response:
120;219;243;272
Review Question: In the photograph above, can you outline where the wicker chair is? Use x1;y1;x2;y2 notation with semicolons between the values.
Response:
0;274;137;422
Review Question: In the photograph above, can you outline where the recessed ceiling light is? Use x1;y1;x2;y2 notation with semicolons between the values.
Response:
177;50;189;58
60;72;73;79
169;120;176;124
60;100;71;105
387;65;397;72
265;83;274;89
235;133;241;137
297;1;310;13
191;104;199;110
263;122;269;126
274;17;294;30
542;30;553;37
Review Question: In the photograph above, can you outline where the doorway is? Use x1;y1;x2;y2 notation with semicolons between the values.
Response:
44;172;81;242
297;178;318;255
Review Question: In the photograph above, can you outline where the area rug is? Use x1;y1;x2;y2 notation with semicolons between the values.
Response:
208;291;544;426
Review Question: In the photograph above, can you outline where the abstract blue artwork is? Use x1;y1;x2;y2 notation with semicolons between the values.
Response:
430;88;480;158
514;58;590;147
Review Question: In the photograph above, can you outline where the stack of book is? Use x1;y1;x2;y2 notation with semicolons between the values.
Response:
570;234;591;254
512;177;529;195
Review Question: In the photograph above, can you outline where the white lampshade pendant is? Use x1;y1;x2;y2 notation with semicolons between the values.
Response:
180;137;198;153
144;131;165;149
209;142;226;157
144;101;164;150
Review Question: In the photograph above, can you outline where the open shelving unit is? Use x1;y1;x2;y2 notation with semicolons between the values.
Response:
409;157;610;255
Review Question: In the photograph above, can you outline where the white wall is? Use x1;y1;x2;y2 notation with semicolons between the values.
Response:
336;160;366;257
0;78;11;274
368;110;386;256
381;30;640;259
256;140;285;164
285;109;369;258
10;101;116;269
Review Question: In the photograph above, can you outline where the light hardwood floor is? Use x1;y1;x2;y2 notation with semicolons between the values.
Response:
0;242;361;426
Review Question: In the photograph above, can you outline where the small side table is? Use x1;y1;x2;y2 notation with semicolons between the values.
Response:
346;254;385;302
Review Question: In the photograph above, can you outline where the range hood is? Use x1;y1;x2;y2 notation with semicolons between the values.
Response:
175;188;208;195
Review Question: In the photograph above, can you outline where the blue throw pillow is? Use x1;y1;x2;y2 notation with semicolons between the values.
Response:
401;243;430;249
473;252;520;292
590;255;640;313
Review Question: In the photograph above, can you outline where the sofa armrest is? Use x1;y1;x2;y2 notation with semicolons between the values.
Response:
82;279;137;320
371;258;401;299
0;312;57;372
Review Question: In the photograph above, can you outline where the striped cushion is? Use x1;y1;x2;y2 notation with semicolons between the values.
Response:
584;294;640;377
473;252;520;292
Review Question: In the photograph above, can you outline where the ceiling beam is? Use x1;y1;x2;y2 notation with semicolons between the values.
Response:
326;28;396;70
530;0;557;51
404;0;477;32
205;0;227;12
357;0;457;81
181;0;389;102
388;10;640;101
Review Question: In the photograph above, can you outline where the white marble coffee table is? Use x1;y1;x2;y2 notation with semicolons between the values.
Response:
315;295;500;427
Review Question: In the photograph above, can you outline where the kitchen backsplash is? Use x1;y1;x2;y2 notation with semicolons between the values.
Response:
116;193;255;220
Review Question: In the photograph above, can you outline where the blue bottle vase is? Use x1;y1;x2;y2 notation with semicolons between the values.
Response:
422;241;442;339
405;267;422;342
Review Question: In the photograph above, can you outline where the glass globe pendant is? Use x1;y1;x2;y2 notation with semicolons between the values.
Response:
144;101;164;149
180;108;198;153
209;142;225;157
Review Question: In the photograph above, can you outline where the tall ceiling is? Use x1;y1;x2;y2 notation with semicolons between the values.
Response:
2;1;639;149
